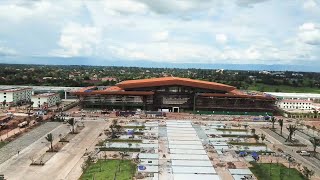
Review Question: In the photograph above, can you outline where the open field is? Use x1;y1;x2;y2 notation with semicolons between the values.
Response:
249;163;307;180
248;83;320;93
80;160;136;180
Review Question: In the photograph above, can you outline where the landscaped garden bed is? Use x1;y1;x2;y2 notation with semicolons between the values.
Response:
217;128;248;132
249;162;306;180
99;147;140;152
221;134;254;138
229;142;266;146
80;160;136;180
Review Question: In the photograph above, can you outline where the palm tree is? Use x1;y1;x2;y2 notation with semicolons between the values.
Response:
312;108;318;118
243;124;248;130
110;119;121;139
45;133;54;152
251;128;256;135
68;118;76;134
309;137;320;156
271;116;276;129
260;134;266;142
285;125;297;142
2;100;6;109
278;119;284;135
253;134;260;143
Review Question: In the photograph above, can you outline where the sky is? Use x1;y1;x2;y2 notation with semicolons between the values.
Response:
0;0;320;68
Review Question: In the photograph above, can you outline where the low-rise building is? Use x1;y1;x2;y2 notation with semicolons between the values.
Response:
0;88;32;107
31;93;61;109
266;92;320;117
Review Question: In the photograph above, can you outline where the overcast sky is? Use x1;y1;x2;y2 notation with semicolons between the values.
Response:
0;0;320;66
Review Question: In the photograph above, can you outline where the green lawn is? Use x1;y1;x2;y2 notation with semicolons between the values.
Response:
250;163;306;180
248;83;320;93
81;160;136;180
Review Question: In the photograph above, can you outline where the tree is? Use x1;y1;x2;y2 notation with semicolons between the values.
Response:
56;101;61;111
271;116;276;129
253;134;260;143
251;128;256;135
309;137;320;156
285;125;297;142
110;119;121;139
2;100;6;108
260;134;266;142
68;118;76;134
278;119;284;135
302;166;314;179
243;124;248;130
45;133;54;152
312;108;318;118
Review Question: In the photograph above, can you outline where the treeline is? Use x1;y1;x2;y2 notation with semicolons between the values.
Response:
0;64;319;90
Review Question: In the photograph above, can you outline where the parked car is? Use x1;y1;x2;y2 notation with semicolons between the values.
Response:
299;151;310;156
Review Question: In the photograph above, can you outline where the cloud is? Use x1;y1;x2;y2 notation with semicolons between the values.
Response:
215;34;228;44
0;46;16;56
134;0;219;14
236;0;269;7
0;0;319;67
52;23;101;57
298;23;320;45
151;31;169;42
303;0;318;10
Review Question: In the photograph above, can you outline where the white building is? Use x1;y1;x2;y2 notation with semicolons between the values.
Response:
266;92;320;101
31;93;61;109
0;88;32;107
276;99;314;111
266;92;320;116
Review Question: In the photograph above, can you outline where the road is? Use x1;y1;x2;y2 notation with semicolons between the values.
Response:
0;121;108;180
261;128;320;176
0;122;62;164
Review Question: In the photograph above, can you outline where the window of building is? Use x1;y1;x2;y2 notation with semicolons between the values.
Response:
3;96;6;98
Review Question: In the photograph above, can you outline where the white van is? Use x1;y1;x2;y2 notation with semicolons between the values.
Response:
299;151;310;156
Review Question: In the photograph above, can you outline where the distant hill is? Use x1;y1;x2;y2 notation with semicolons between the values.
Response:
0;56;318;72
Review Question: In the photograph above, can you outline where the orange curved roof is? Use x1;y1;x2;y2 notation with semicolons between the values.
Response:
117;77;236;92
76;86;97;92
104;86;123;91
74;91;154;96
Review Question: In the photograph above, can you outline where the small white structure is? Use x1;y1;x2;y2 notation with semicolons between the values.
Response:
31;93;61;108
0;88;32;107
